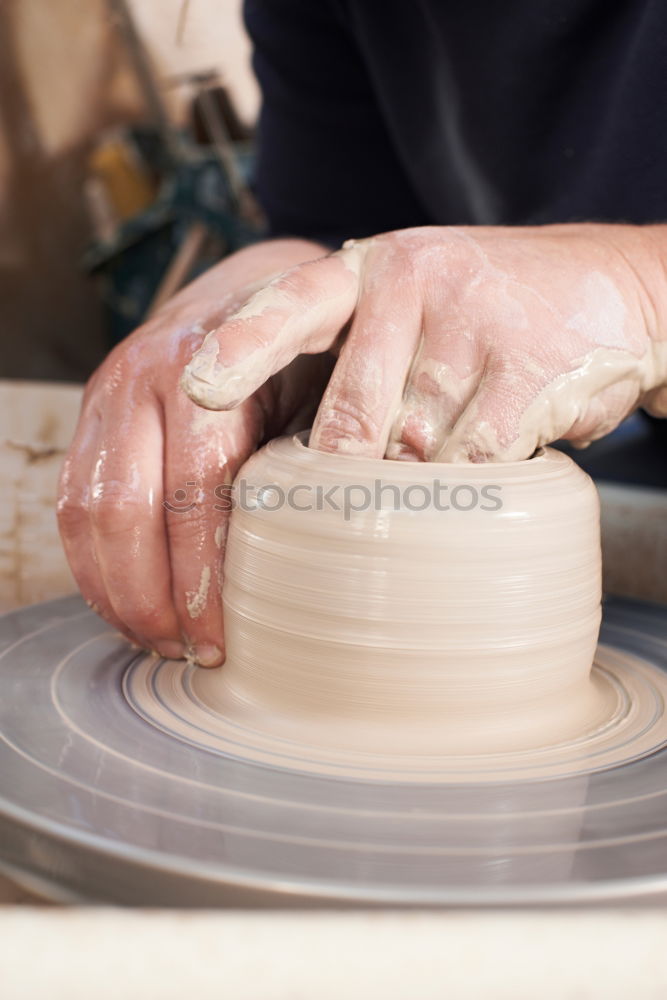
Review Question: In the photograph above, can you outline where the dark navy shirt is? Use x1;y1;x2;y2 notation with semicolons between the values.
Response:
244;0;667;246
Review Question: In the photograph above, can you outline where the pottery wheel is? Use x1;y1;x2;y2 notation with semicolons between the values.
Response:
2;594;667;906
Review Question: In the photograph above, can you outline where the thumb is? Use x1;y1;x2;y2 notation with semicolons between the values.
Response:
181;245;364;411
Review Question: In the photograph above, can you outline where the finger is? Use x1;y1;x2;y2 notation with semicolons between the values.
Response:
435;349;568;462
385;314;484;461
563;378;640;447
309;250;423;457
164;392;263;667
439;350;647;462
57;395;144;645
273;352;337;436
89;394;183;658
437;360;547;462
181;246;364;411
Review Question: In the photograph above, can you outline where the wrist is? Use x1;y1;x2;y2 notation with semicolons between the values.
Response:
625;225;667;410
627;225;667;344
601;224;667;345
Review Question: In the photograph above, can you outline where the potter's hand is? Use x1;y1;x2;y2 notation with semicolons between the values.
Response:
57;239;331;664
182;225;667;461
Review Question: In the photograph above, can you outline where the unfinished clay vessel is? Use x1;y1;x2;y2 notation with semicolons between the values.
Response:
221;433;603;754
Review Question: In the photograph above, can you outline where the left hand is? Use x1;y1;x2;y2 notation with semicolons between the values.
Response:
58;239;332;665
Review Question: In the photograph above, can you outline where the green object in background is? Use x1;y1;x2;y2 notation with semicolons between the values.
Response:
83;126;264;345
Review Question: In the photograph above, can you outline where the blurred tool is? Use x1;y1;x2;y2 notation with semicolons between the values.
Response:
83;0;264;343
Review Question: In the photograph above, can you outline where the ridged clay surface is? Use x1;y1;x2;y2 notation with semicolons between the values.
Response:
127;435;667;782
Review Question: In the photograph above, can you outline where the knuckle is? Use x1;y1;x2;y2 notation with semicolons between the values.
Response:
56;495;84;533
56;484;91;536
122;604;167;637
274;263;319;307
319;390;380;444
93;342;155;405
98;355;131;396
165;502;211;542
224;317;272;355
90;483;146;536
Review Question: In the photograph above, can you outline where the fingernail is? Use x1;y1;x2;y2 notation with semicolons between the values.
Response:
154;639;186;660
193;643;224;667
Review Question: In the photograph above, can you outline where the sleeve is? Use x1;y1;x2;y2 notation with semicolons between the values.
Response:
243;0;428;247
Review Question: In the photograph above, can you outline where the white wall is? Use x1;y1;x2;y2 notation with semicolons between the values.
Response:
130;0;259;125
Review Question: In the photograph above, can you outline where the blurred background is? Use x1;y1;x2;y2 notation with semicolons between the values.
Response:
0;0;260;382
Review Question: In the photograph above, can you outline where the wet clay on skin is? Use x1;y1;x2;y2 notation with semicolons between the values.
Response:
128;434;667;781
181;227;667;466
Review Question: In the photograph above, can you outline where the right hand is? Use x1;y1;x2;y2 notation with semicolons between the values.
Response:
57;239;331;666
182;224;667;462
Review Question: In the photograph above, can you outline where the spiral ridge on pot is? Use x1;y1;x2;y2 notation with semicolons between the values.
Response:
216;434;604;754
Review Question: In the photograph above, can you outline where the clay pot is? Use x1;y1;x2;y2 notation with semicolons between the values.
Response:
221;433;602;754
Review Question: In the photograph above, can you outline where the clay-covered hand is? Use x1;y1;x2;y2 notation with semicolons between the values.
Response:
182;224;667;461
57;239;332;665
